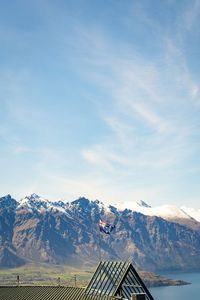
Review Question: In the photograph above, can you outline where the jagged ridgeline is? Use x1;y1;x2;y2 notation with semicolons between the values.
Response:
1;194;200;271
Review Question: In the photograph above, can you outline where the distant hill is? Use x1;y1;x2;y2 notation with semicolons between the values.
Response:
1;194;200;271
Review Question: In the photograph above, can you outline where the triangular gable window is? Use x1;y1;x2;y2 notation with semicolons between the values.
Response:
85;261;154;300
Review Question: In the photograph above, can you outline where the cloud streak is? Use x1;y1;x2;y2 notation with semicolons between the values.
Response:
57;4;200;206
1;0;200;207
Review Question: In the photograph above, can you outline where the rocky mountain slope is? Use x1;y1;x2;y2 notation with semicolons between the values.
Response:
1;194;200;272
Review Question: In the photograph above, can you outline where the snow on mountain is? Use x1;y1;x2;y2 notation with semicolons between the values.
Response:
117;200;198;222
145;205;192;220
18;193;69;214
137;200;151;208
17;194;112;216
18;193;51;212
181;206;200;223
16;194;200;224
117;200;150;212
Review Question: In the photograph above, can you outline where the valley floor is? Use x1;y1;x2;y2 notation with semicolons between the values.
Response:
0;263;189;288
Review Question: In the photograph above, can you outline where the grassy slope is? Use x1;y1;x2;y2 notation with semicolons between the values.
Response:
0;263;94;287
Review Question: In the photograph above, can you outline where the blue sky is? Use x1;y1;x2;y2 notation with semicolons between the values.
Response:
1;0;200;207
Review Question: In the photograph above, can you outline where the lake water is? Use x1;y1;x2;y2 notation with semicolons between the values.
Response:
150;272;200;300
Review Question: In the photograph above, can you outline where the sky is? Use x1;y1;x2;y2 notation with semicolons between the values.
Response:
0;0;200;208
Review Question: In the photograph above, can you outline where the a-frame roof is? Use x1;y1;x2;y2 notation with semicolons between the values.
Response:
85;261;154;300
0;286;114;300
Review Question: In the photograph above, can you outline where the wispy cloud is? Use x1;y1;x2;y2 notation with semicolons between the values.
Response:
1;0;200;206
57;6;200;206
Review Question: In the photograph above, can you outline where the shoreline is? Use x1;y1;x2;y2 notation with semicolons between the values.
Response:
139;271;190;288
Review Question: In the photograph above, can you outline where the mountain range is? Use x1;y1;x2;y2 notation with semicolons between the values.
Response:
1;193;200;272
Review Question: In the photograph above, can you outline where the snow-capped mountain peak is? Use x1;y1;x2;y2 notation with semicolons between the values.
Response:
145;204;191;220
117;200;199;222
28;193;40;199
21;193;48;203
136;200;151;208
18;194;52;212
13;193;200;225
180;206;200;223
